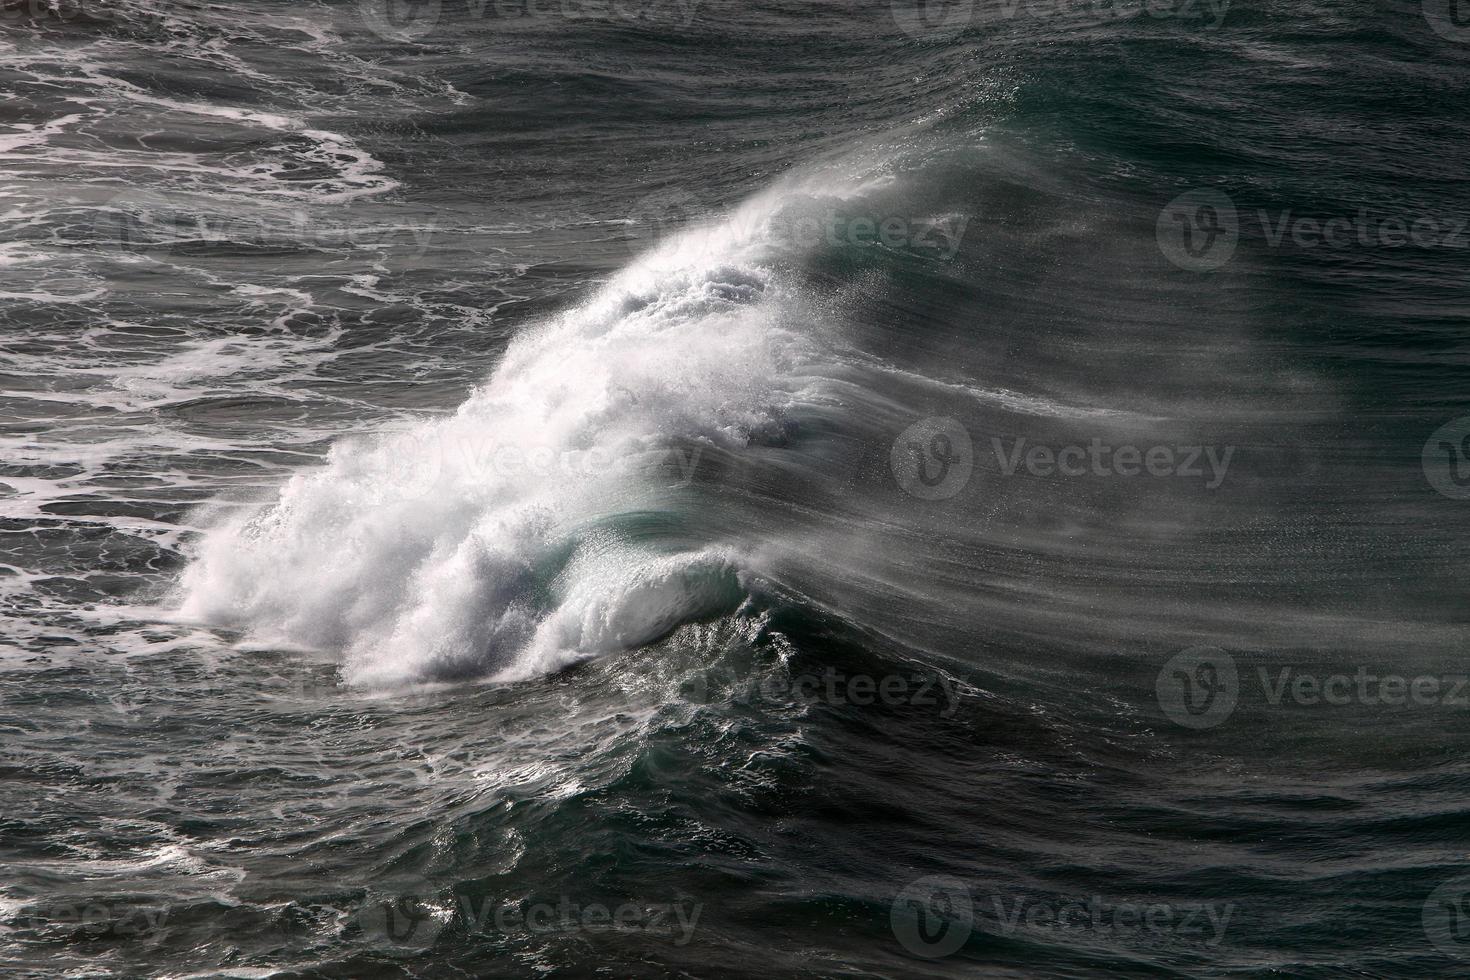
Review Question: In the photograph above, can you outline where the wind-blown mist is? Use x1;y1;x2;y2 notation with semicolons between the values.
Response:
3;1;1468;977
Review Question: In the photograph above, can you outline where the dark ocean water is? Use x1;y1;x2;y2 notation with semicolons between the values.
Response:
3;0;1470;976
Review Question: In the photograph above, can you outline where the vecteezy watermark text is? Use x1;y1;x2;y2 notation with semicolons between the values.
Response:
353;432;704;505
1157;647;1470;729
762;668;960;716
461;895;701;945
8;900;169;939
684;663;962;717
90;190;435;257
891;418;1237;500
358;0;703;42
628;190;971;262
889;0;1229;40
356;881;702;953
1423;416;1470;500
992;436;1234;488
1159;189;1470;271
890;875;1234;959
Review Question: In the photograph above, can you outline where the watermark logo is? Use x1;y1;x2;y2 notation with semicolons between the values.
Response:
359;0;443;41
894;0;1228;34
1257;667;1470;708
1424;0;1470;43
353;887;704;950
893;420;1237;499
472;896;702;944
891;875;973;958
626;195;970;264
1424;874;1470;957
890;0;975;39
1253;209;1468;250
993;436;1234;488
9;900;170;939
343;426;447;507
681;661;962;717
1156;646;1238;729
891;878;1235;959
1423;416;1470;500
356;877;448;952
770;211;970;260
360;0;701;43
988;893;1233;944
97;189;174;253
1158;189;1239;271
891;417;974;500
92;189;435;258
764;669;960;717
627;187;711;258
1157;652;1470;729
339;430;703;507
1160;191;1470;269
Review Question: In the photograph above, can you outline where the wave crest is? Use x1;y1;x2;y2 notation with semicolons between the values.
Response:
177;188;847;684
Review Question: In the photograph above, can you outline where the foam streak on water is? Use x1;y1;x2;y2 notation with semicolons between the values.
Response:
4;2;1470;977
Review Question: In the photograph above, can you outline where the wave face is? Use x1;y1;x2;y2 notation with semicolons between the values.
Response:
5;1;1470;977
176;166;899;684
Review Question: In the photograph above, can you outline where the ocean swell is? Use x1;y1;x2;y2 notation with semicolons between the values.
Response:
176;168;879;685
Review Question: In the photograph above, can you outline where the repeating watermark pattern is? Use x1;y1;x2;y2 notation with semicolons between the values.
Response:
359;0;444;40
626;192;971;262
355;881;701;952
891;417;975;501
8;900;169;939
891;876;973;958
986;893;1233;944
460;896;702;945
1423;416;1470;500
993;436;1234;488
890;0;1229;39
765;668;960;716
773;211;969;259
628;188;707;257
1157;189;1239;271
890;0;977;39
890;876;1234;959
1160;189;1470;270
1251;210;1470;250
1157;648;1470;729
0;0;162;26
356;878;450;952
1256;668;1470;708
359;0;704;43
684;662;962;717
892;419;1236;499
92;190;435;257
351;434;703;506
1424;873;1470;958
1156;646;1239;729
1423;0;1470;44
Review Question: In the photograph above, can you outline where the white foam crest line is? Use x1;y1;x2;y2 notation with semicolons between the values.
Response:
0;286;106;304
172;154;936;685
868;361;1160;422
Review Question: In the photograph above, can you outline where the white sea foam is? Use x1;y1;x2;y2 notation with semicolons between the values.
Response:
176;171;873;684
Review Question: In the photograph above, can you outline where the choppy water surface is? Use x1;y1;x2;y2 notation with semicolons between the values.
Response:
2;1;1469;976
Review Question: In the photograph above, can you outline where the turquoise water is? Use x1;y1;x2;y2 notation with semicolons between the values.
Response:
1;1;1468;975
